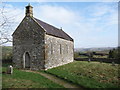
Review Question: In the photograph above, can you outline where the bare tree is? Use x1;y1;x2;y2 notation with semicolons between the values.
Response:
0;3;14;45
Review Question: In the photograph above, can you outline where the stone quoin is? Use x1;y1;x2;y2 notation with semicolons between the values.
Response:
12;4;74;70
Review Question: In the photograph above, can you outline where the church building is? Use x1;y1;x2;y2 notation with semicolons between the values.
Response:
12;4;74;70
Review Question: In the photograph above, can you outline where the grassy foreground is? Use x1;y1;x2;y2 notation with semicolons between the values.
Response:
2;67;64;88
46;61;120;88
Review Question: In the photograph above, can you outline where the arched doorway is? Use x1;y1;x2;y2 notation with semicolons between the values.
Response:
23;52;30;69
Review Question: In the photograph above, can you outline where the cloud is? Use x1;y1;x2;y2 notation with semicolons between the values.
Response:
34;4;80;26
1;2;118;48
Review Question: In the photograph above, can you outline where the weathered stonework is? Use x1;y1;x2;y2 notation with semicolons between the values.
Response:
12;4;74;70
44;35;74;69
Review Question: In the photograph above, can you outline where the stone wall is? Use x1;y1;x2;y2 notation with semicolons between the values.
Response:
44;34;74;69
12;16;45;70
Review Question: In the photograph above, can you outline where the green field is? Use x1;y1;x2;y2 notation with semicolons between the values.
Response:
2;66;64;88
46;61;119;88
2;61;120;88
2;46;120;88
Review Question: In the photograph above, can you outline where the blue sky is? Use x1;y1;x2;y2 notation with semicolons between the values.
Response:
0;1;118;48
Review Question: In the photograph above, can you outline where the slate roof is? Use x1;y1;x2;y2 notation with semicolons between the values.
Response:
34;18;73;41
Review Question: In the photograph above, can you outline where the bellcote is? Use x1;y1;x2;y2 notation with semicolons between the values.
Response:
25;4;33;17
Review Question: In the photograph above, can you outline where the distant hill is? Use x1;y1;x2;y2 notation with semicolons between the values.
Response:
74;47;117;52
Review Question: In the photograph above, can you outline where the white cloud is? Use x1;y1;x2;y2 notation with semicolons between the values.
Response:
34;4;80;25
0;2;118;48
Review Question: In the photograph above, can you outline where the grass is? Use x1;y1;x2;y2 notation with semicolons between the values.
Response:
2;66;64;88
46;61;120;88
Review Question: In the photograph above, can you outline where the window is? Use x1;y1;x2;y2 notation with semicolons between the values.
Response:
60;44;62;54
51;43;53;54
66;45;68;53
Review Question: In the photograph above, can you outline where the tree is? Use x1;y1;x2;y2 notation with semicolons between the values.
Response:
0;3;14;45
118;47;120;59
113;47;120;59
87;52;93;59
108;50;114;59
92;52;96;55
108;48;119;59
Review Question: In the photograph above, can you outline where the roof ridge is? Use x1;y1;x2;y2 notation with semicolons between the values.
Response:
34;17;60;30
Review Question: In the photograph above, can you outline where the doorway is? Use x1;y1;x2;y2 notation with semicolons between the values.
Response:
23;52;30;68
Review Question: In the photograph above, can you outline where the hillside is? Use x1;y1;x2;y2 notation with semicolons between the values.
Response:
74;47;117;52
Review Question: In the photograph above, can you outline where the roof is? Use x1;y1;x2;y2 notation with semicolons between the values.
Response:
34;18;73;41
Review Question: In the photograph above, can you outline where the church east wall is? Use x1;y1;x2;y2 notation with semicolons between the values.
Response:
44;34;74;70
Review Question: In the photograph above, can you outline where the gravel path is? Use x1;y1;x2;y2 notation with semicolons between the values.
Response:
23;70;83;89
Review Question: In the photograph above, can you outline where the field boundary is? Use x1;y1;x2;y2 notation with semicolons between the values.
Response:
74;58;119;64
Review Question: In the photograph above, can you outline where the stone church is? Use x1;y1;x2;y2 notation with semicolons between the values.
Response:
12;4;74;70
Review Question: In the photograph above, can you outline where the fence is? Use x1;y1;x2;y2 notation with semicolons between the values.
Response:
74;58;120;64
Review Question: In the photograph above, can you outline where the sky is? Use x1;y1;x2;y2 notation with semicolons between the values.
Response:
0;1;118;48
